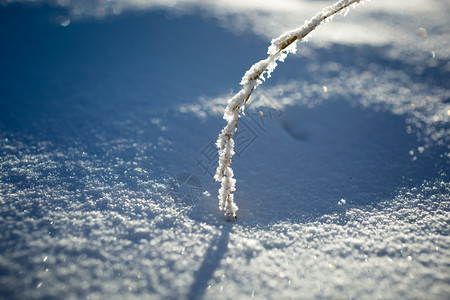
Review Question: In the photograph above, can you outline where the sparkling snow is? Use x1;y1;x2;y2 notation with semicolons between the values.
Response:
0;0;449;299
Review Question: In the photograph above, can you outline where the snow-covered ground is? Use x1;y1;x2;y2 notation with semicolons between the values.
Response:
0;0;448;299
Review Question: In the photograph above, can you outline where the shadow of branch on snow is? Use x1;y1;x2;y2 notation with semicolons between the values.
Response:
186;223;233;300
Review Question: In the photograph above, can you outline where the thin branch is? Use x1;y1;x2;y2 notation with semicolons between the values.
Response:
215;0;366;219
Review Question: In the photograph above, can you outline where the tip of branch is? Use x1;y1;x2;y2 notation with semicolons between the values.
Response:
225;213;238;222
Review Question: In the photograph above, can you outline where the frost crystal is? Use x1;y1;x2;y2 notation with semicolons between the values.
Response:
215;0;366;219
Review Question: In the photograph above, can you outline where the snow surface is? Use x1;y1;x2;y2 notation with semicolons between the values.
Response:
0;0;449;299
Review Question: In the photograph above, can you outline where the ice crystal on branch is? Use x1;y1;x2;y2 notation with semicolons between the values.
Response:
215;0;366;219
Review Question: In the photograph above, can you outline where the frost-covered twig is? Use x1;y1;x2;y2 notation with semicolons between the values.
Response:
215;0;366;219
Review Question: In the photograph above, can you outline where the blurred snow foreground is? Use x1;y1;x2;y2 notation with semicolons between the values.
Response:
215;0;366;219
